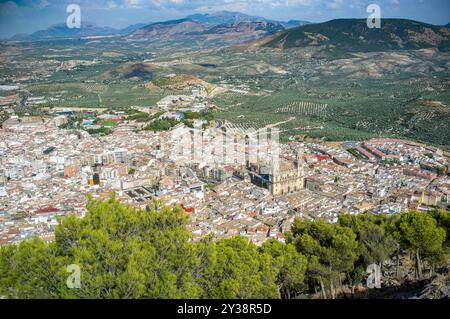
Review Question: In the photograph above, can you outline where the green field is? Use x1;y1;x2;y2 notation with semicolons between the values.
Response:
3;37;449;148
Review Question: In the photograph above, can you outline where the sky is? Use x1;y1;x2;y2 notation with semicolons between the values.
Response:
0;0;449;38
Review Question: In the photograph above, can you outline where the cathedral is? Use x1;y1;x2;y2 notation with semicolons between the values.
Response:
248;153;306;196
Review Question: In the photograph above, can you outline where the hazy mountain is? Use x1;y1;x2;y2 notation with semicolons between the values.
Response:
186;11;310;29
128;19;286;47
186;11;269;25
263;19;450;52
118;23;148;35
9;11;311;42
9;22;150;41
8;33;29;41
126;17;282;47
127;19;208;41
10;22;118;41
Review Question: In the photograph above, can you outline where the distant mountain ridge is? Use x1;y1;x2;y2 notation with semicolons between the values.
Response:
9;21;146;41
262;19;450;52
186;11;310;28
126;18;288;47
126;11;312;44
127;19;208;41
186;11;267;24
9;11;311;41
10;22;116;40
283;20;310;29
118;23;148;35
200;21;285;35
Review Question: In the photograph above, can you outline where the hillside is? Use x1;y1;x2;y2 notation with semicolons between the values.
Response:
264;19;450;52
151;74;216;92
101;62;157;81
282;20;311;29
197;21;285;40
125;11;311;47
117;23;148;35
128;19;288;46
127;19;208;41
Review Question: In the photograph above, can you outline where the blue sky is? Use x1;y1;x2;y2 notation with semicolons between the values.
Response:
0;0;449;38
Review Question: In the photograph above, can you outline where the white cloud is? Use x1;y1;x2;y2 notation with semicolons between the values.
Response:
106;0;118;9
326;0;344;10
124;0;142;8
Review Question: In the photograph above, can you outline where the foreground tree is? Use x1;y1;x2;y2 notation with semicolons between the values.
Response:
261;239;308;299
1;196;202;298
290;219;359;299
0;197;448;299
0;196;282;299
338;214;398;295
339;214;396;266
0;238;69;298
429;209;450;247
199;236;279;298
397;211;446;280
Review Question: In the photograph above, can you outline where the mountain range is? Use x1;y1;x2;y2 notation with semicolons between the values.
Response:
8;11;310;42
185;11;310;28
126;18;288;46
7;13;450;56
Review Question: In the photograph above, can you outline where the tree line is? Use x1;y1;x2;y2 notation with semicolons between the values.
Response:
0;195;448;299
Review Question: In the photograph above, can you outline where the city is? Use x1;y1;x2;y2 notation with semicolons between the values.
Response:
1;105;449;246
0;0;449;305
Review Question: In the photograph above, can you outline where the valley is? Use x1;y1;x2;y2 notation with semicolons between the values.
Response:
2;20;450;148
